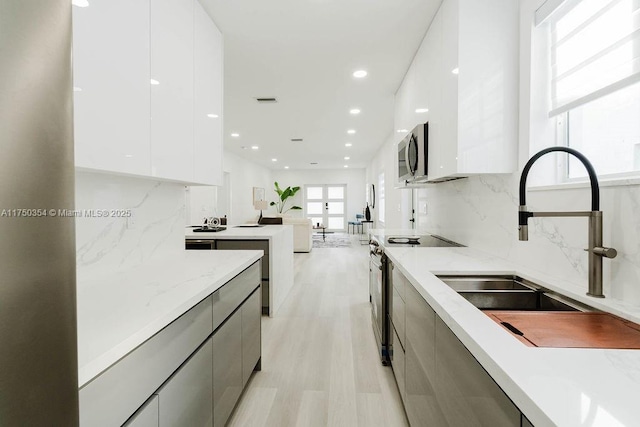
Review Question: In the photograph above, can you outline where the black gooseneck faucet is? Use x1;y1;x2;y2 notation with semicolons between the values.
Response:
518;147;617;298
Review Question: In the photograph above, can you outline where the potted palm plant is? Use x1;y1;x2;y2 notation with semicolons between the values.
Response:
270;182;302;214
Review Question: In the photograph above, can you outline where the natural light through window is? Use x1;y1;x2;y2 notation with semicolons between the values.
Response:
543;0;640;180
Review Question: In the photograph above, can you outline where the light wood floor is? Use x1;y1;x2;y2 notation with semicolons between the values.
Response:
228;234;408;427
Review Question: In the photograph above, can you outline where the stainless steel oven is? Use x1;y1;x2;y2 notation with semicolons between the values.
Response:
369;233;462;366
369;239;390;365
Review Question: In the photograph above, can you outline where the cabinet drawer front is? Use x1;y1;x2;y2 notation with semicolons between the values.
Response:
213;309;243;427
124;395;158;427
242;288;262;386
391;325;406;404
212;262;260;331
392;286;406;349
80;297;213;427
391;264;406;302
216;239;269;254
156;338;213;427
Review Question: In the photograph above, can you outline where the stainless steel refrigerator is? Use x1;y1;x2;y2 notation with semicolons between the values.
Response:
0;0;79;424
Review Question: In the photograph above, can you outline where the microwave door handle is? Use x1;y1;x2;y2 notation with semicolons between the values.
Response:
405;140;414;175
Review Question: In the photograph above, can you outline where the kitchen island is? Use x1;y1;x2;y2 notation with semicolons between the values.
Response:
77;250;263;426
382;241;640;426
186;224;294;317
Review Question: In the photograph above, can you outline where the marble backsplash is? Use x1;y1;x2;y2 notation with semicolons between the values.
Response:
75;172;186;278
417;174;640;307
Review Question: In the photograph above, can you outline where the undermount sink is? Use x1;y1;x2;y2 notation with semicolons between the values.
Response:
437;275;592;312
436;275;640;349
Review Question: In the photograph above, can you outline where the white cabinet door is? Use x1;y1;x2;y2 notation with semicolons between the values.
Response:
193;1;223;186
150;0;195;182
156;338;213;427
435;0;460;180
124;396;159;427
73;0;151;175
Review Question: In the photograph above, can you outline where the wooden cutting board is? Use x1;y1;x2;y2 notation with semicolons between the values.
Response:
485;311;640;349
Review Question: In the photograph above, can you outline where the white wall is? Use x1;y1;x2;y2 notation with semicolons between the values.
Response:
369;0;640;311
75;171;186;278
272;168;366;226
223;149;273;224
366;133;409;229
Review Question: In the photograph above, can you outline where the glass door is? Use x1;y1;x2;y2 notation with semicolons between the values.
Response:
305;184;346;232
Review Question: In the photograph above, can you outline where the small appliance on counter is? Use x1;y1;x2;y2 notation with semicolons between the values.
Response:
369;233;462;365
189;216;227;232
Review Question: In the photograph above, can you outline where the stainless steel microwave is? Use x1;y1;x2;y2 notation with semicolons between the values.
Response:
397;122;428;183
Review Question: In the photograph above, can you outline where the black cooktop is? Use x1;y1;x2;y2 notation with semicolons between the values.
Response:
386;235;461;248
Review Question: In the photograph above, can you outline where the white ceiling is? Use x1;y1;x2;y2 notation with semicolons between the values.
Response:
200;0;441;170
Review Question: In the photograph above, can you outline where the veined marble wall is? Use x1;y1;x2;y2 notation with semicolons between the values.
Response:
75;172;186;277
417;174;640;307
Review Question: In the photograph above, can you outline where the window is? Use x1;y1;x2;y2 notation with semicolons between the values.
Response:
377;173;385;223
539;0;640;180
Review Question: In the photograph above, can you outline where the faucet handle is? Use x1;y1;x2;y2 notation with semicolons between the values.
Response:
585;247;618;258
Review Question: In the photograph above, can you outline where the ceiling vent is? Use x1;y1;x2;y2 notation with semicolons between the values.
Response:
291;138;303;142
256;97;277;103
310;162;318;165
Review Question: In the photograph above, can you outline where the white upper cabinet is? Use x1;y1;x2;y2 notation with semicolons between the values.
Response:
150;0;195;182
193;1;223;186
394;0;518;182
73;0;223;185
73;0;151;176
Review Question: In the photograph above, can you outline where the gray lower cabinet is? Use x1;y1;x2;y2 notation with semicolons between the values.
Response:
213;309;243;427
404;281;446;426
393;266;523;426
124;396;159;427
435;317;520;426
156;339;213;427
242;289;262;386
522;415;534;427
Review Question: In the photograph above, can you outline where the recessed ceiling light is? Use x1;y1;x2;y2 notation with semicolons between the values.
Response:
353;70;368;78
72;0;89;7
350;108;361;115
231;133;240;137
415;108;429;113
347;129;356;134
452;68;459;75
241;146;248;150
345;143;352;147
284;166;290;169
344;165;349;168
73;87;82;92
207;113;219;118
397;129;408;133
271;158;277;162
251;146;259;150
344;156;350;160
124;154;133;158
150;79;160;85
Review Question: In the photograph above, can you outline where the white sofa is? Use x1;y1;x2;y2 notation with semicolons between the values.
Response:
282;217;313;252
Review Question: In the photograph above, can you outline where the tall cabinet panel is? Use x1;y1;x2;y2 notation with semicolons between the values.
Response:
150;0;195;182
194;1;223;186
73;0;151;175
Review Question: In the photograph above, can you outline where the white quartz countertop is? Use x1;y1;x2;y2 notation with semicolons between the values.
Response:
383;244;640;427
76;250;262;387
185;224;291;239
